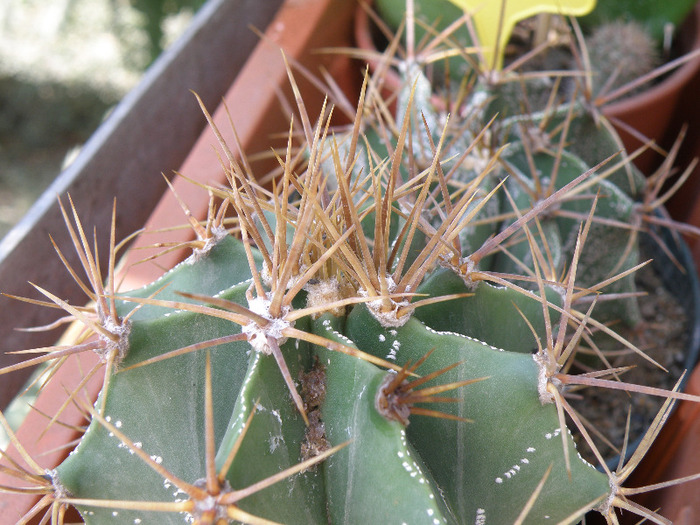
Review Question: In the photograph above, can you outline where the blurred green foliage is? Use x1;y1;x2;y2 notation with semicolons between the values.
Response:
131;0;207;64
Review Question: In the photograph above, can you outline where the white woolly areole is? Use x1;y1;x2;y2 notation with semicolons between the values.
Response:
598;471;619;516
360;275;414;328
533;352;556;405
462;142;492;174
440;255;479;290
242;294;291;354
261;260;309;292
191;479;231;522
186;225;228;264
305;277;344;318
260;261;273;288
99;317;131;366
46;469;68;499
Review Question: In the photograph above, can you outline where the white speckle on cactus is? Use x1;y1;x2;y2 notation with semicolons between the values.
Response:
105;416;111;422
134;519;142;524
323;327;355;346
269;434;284;453
271;408;282;425
112;511;118;517
386;338;401;361
475;508;487;525
378;334;386;342
495;446;537;484
545;428;562;440
173;486;188;499
115;420;122;428
423;325;506;352
150;454;163;464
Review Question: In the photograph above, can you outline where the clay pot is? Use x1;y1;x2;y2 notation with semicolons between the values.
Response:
621;364;700;524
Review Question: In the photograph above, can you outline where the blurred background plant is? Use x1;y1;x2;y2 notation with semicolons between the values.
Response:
0;0;204;449
0;0;205;240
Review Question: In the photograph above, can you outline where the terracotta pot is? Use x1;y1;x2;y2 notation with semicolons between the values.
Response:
620;364;700;524
0;0;360;520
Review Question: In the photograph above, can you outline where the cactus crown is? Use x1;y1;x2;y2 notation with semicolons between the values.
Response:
3;4;700;525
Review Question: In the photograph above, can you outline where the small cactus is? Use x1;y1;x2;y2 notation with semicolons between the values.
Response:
585;20;660;98
3;5;700;525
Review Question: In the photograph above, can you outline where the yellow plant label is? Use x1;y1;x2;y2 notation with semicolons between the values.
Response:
446;0;596;70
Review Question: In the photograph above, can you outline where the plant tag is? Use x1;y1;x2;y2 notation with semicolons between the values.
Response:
446;0;596;70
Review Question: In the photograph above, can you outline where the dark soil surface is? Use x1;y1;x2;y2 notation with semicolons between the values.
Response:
569;253;690;467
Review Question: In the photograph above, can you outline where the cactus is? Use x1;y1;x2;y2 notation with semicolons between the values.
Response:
584;20;660;98
4;6;700;525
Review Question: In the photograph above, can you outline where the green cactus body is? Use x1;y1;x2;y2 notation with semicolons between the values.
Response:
416;268;563;354
216;338;328;524
313;314;453;524
47;220;610;523
56;239;260;523
345;305;610;524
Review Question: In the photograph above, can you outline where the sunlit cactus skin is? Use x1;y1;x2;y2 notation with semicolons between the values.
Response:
4;8;700;525
50;228;610;524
